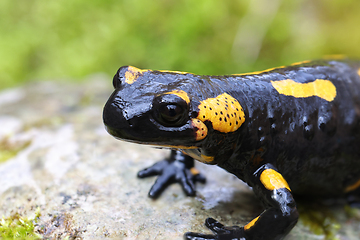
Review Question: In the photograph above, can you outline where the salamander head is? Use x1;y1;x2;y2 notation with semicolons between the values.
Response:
103;66;208;148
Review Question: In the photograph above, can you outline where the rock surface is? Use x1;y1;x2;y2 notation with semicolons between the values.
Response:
0;76;359;239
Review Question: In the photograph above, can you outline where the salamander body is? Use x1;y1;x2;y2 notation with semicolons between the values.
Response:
103;59;360;240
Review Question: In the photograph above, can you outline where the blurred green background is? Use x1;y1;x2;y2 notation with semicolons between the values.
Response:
1;0;360;89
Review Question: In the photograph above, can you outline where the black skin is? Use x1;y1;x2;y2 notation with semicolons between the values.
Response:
103;59;360;240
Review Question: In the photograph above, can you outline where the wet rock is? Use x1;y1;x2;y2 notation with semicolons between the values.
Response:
0;76;359;239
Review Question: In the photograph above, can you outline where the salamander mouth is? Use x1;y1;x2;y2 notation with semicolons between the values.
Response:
104;124;201;149
104;125;142;143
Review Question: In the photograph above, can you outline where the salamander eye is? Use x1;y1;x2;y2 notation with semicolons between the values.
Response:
153;93;189;127
159;104;184;124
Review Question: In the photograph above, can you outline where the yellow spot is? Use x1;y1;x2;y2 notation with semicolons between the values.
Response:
260;169;291;191
200;154;214;163
125;66;148;84
164;90;190;104
345;179;360;193
198;93;245;133
244;216;260;231
357;68;360;77
290;60;311;66
271;79;337;102
190;167;200;176
233;66;285;76
191;119;208;141
181;149;214;163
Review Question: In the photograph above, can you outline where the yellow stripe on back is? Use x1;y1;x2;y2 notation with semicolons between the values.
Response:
290;60;311;66
157;70;193;75
233;66;285;76
322;54;346;60
271;79;336;102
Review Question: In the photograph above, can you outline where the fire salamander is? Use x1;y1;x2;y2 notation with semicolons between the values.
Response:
103;59;360;240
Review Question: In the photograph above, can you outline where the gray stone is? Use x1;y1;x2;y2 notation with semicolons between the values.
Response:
0;76;359;239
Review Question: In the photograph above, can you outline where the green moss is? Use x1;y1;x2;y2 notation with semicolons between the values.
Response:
0;209;42;240
298;201;341;240
344;204;360;220
0;151;17;163
0;139;31;163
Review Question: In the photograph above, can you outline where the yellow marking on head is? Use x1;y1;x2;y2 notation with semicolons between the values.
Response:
197;93;245;133
244;216;260;231
345;179;360;193
260;169;291;191
125;66;148;84
191;118;208;141
233;66;285;76
290;60;311;66
164;90;190;104
271;79;336;102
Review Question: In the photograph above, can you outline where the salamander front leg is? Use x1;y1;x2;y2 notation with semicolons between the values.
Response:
185;163;298;240
138;149;206;198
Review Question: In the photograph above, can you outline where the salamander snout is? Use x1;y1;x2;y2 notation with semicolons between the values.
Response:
103;95;129;139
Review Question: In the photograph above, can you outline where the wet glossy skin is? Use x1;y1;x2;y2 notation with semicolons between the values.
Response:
103;60;360;240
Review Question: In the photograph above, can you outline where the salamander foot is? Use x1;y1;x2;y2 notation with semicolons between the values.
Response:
185;218;245;240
